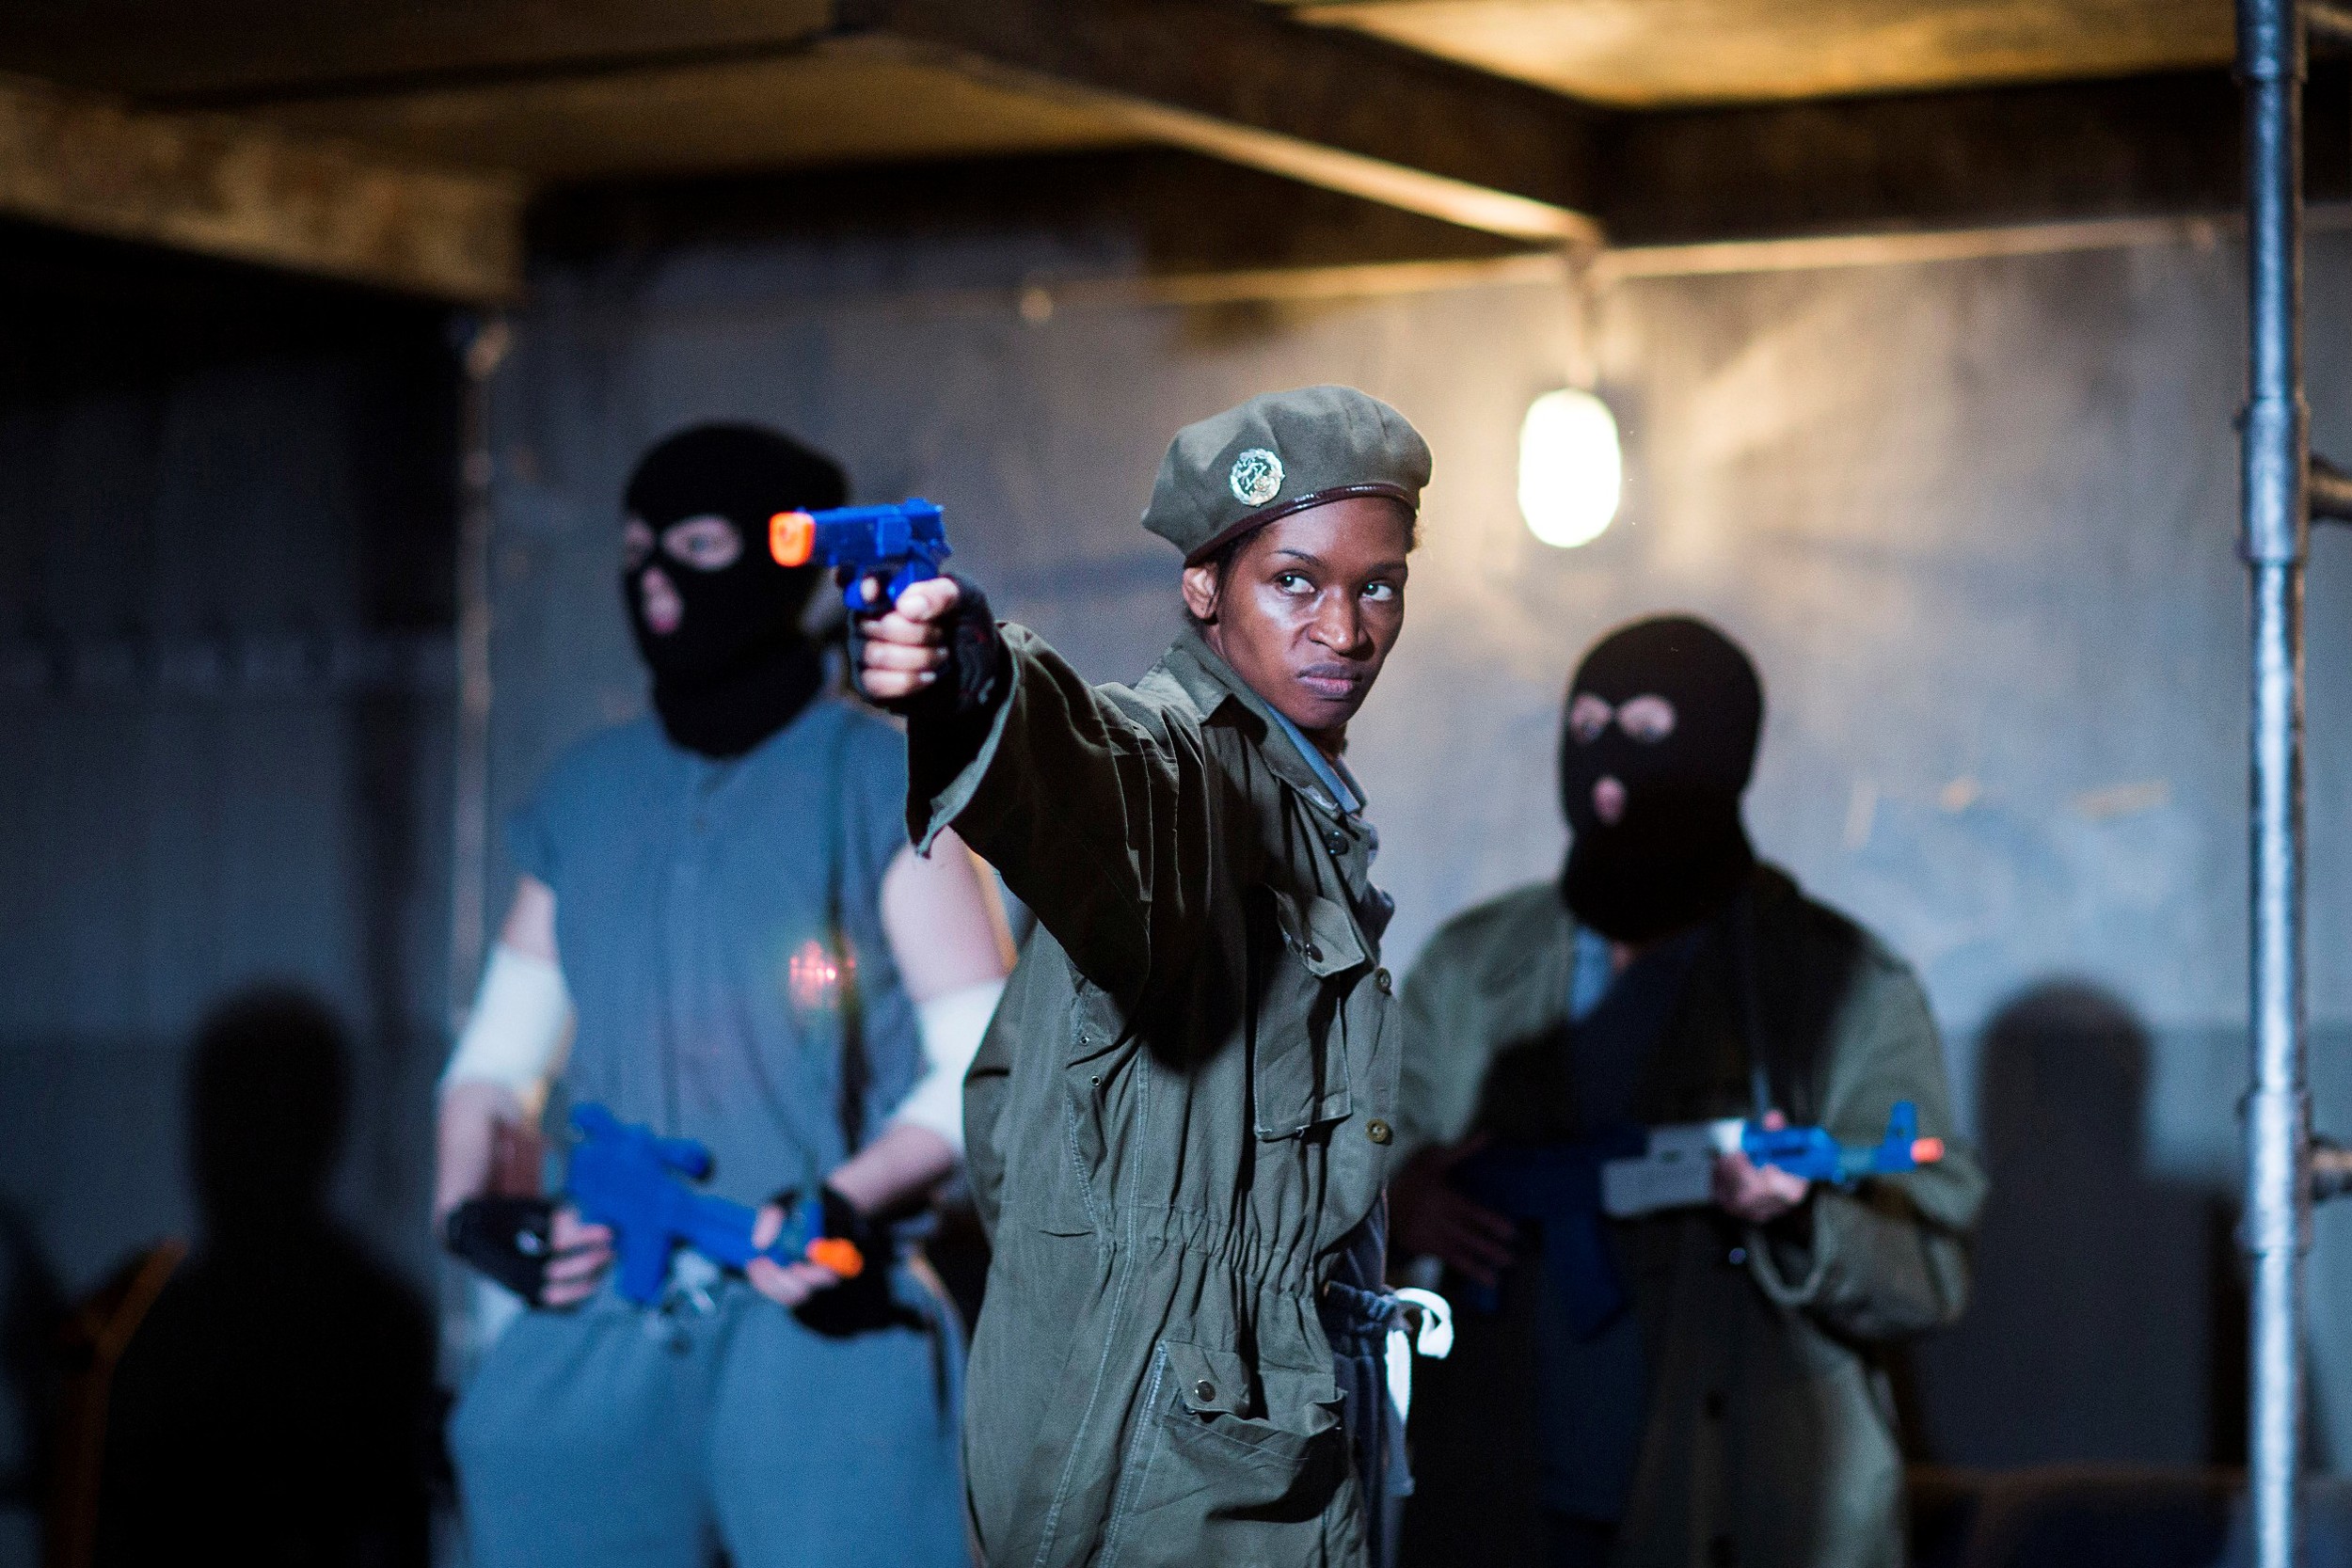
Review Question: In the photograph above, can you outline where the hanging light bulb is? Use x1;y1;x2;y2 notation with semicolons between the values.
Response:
1518;387;1622;548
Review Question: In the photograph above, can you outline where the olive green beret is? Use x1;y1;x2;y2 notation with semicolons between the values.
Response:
1142;385;1432;563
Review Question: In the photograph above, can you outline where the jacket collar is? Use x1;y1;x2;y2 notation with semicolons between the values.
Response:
1155;626;1355;816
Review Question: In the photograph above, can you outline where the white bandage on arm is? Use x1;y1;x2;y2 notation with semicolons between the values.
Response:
441;944;576;1120
891;978;1008;1153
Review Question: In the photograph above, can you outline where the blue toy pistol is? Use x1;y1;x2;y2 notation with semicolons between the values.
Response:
565;1103;865;1307
768;498;951;612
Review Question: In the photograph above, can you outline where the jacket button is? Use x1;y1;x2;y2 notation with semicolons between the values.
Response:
1325;830;1347;853
1366;1119;1392;1145
1193;1379;1216;1404
1375;968;1392;994
1304;942;1323;963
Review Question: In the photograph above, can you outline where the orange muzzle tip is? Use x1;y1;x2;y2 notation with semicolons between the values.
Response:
804;1237;865;1279
1912;1137;1946;1164
770;511;816;567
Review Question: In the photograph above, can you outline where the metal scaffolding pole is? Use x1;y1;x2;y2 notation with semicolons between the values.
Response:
2239;0;2311;1560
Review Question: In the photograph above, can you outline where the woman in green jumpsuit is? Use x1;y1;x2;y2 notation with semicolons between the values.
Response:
858;386;1435;1568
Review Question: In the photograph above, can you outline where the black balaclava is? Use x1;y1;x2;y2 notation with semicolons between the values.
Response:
622;423;846;758
1559;615;1763;943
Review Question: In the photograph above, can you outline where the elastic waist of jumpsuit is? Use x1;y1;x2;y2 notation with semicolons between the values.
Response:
1101;1205;1332;1293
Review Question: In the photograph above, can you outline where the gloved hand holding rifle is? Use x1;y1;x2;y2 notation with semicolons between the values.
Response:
566;1104;868;1306
444;1104;874;1307
1398;1102;1945;1323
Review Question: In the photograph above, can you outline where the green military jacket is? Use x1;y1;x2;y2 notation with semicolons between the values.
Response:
915;624;1402;1568
1392;869;1987;1568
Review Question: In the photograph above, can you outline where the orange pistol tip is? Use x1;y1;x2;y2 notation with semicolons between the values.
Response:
1912;1137;1946;1164
770;511;816;567
805;1237;865;1279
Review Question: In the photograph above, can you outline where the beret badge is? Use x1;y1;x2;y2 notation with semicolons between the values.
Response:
1229;448;1284;507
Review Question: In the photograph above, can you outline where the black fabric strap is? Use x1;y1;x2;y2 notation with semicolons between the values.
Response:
821;710;868;1169
443;1196;555;1305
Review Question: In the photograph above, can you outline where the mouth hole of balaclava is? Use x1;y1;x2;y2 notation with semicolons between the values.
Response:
1557;615;1764;944
619;423;848;758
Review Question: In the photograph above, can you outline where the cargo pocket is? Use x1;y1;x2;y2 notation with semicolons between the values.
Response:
1102;1340;1347;1568
1250;888;1363;1139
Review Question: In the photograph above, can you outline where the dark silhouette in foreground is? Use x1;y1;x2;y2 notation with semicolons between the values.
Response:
0;1200;62;1560
88;988;435;1567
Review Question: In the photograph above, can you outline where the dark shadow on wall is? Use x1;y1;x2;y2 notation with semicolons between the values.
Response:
1909;981;2247;1467
81;989;438;1568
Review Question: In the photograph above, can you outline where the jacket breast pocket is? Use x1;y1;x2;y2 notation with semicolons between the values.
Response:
1101;1340;1347;1568
1250;888;1363;1139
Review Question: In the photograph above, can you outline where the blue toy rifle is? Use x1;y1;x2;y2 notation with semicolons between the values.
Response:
565;1103;865;1307
768;499;952;612
1451;1103;1943;1331
1454;1132;1643;1334
1598;1101;1944;1218
1740;1101;1945;1184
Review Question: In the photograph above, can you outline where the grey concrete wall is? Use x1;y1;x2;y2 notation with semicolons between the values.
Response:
482;219;2352;1470
0;233;457;1562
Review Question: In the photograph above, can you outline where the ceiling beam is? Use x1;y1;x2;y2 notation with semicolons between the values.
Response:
0;72;522;301
833;4;2311;254
532;149;1530;274
841;0;1604;244
1603;67;2341;246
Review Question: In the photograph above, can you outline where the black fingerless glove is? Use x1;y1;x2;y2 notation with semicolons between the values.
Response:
818;1182;884;1260
856;572;1005;723
443;1196;556;1305
774;1184;906;1339
767;1182;885;1267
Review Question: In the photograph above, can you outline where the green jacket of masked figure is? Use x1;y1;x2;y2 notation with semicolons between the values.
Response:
876;387;1434;1568
1391;618;1984;1568
1393;865;1987;1568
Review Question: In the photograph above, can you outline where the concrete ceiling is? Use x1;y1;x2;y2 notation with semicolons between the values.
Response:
1281;0;2232;107
0;0;2285;301
0;1;1144;177
0;0;2239;166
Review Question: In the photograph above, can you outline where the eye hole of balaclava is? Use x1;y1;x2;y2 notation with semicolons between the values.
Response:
1558;615;1764;942
620;422;846;685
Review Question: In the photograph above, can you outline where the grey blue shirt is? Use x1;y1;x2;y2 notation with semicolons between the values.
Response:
509;699;921;1209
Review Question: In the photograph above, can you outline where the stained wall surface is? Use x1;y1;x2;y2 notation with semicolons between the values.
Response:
483;216;2352;1469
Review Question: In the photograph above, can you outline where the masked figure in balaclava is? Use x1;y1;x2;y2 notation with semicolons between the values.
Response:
434;423;1010;1568
1387;615;1986;1568
1557;616;1762;944
620;422;838;757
